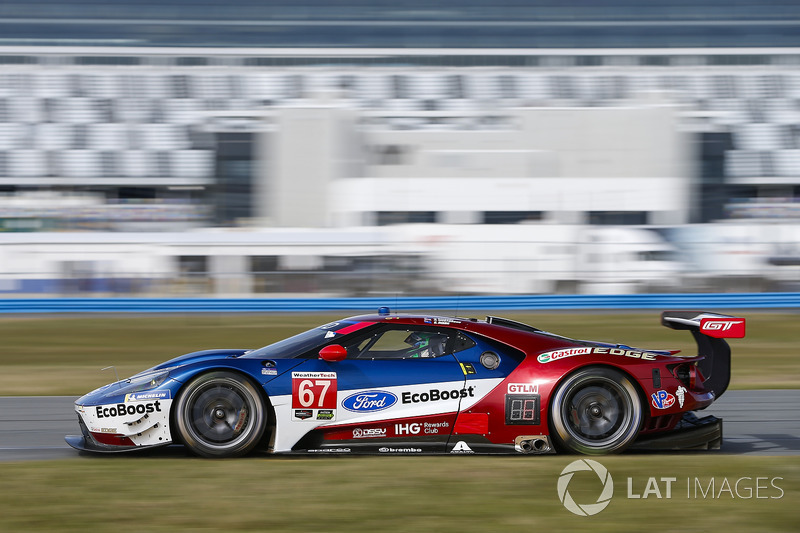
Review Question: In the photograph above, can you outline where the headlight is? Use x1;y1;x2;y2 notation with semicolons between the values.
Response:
113;369;172;395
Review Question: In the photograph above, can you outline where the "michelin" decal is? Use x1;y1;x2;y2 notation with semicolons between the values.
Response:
125;391;170;402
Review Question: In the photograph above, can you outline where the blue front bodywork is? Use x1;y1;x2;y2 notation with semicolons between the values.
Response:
76;349;307;408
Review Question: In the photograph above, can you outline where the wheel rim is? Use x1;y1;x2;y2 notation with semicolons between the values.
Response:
560;377;633;448
184;380;254;448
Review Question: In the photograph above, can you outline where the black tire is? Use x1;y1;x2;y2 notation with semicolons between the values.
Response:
549;367;642;455
174;371;267;458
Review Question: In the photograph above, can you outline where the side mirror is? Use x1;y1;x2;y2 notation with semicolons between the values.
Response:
319;344;347;362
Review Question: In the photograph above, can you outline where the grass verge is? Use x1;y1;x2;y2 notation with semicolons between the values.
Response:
0;311;796;396
0;455;797;532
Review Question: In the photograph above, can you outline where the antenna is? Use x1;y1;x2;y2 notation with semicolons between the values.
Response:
102;366;121;388
454;294;461;318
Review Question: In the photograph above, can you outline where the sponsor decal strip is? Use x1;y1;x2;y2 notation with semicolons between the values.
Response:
96;401;163;418
507;383;539;394
402;386;475;404
379;447;422;453
394;421;450;436
323;416;453;441
651;390;676;409
424;318;461;325
537;346;658;363
353;427;387;438
675;386;687;408
342;390;397;413
292;371;337;421
125;391;170;402
451;441;474;454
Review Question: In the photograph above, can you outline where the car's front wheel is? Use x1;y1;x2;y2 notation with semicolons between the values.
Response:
174;371;267;458
549;367;642;455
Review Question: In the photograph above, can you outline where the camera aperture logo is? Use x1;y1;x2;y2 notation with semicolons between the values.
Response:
558;459;785;516
557;459;614;516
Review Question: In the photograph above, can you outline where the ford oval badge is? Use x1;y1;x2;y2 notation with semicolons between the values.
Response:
342;390;397;412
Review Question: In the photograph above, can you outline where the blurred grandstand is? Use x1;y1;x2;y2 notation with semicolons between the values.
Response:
0;1;798;296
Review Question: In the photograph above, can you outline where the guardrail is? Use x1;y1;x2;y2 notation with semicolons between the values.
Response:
1;293;799;313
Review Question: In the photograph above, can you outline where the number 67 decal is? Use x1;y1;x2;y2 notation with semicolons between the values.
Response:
292;372;337;409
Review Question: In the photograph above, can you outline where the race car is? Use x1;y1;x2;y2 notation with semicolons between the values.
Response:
66;309;745;457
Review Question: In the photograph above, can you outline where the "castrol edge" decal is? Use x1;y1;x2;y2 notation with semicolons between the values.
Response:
537;346;658;363
536;347;592;363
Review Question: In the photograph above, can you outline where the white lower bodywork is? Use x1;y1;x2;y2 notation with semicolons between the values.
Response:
269;378;504;453
77;398;173;447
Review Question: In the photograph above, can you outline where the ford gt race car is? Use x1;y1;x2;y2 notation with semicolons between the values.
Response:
66;309;745;457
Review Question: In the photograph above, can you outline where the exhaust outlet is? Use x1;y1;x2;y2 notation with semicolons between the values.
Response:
514;435;553;454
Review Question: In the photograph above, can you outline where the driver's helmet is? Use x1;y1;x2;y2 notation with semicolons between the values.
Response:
404;331;448;358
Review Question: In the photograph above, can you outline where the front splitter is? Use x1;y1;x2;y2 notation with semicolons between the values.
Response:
65;434;169;454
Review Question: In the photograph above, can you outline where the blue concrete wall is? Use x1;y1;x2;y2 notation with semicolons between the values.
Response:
0;293;798;313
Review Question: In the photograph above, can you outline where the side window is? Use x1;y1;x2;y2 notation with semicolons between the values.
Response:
366;330;416;358
347;328;453;359
453;332;477;353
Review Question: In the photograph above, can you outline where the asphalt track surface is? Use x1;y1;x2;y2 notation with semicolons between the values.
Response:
0;390;798;461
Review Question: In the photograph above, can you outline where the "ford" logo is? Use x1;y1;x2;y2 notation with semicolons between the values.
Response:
342;390;397;412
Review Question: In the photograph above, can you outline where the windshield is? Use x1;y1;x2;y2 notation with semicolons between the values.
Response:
241;320;365;359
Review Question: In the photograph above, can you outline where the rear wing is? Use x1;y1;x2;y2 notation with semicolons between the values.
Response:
661;311;746;398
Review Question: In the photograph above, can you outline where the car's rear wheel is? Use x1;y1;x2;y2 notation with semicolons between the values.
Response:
549;367;642;455
174;371;267;458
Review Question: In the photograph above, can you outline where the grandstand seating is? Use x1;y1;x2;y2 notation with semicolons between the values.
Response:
0;67;798;184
